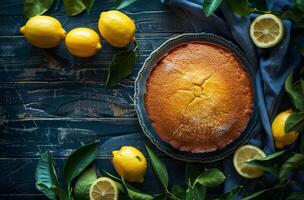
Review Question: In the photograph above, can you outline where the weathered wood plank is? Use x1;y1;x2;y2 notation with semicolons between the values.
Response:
0;118;144;157
0;157;187;195
0;82;136;119
0;33;174;82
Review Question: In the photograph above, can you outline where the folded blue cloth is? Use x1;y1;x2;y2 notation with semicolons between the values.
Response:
161;0;303;197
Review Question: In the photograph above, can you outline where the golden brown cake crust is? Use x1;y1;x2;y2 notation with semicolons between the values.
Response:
144;42;254;153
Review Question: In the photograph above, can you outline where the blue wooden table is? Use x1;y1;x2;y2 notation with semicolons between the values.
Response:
0;0;223;199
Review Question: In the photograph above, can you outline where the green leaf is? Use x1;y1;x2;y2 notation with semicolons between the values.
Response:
247;150;287;175
152;194;169;200
37;183;69;200
185;163;201;185
203;0;223;16
195;168;225;187
242;184;286;200
63;141;100;186
116;0;138;10
145;145;169;189
106;47;136;86
214;185;242;200
103;171;125;192
225;0;255;16
285;112;304;132
64;0;86;16
171;184;186;199
35;151;59;200
279;153;304;182
300;134;304;153
24;0;54;18
122;178;153;200
185;180;194;200
74;166;97;200
82;0;96;12
296;0;304;12
192;184;206;200
286;191;304;200
248;0;267;10
300;47;304;56
285;71;304;111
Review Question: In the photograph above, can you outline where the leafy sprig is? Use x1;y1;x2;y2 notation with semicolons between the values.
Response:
202;0;304;27
24;0;96;17
35;141;100;200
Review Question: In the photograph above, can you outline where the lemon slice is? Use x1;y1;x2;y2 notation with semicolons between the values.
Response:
233;145;266;179
250;14;284;48
89;177;119;200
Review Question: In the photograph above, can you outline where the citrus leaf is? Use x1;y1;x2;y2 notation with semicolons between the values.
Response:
63;141;100;186
285;71;304;111
171;184;186;199
226;0;254;16
285;112;304;132
242;183;286;200
37;183;69;200
203;0;223;16
64;0;86;16
152;194;169;200
74;166;97;200
296;0;304;12
300;47;304;56
185;180;194;200
107;49;136;86
279;153;304;182
195;168;225;187
185;163;201;185
193;184;206;200
122;178;153;200
286;191;304;200
116;0;138;10
300;134;304;153
103;171;125;192
247;150;288;175
83;0;96;12
145;145;169;189
214;185;242;200
24;0;54;18
35;151;59;200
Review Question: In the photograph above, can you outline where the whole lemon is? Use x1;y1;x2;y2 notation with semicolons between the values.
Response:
98;10;136;48
65;28;102;58
272;109;299;149
112;146;147;183
20;16;66;48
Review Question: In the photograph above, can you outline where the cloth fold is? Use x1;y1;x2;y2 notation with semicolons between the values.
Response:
161;0;302;197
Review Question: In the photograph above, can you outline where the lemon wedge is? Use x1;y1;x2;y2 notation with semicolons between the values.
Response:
233;145;266;179
250;14;284;48
89;177;119;200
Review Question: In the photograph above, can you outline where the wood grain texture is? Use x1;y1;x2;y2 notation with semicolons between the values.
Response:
0;0;219;198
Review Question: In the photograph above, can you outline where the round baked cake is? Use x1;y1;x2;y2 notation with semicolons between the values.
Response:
144;42;254;153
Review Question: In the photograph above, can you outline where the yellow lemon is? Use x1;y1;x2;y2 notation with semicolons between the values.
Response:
98;10;136;48
65;28;102;58
20;15;66;48
89;177;119;200
250;14;284;48
272;109;299;149
112;146;147;183
233;145;266;179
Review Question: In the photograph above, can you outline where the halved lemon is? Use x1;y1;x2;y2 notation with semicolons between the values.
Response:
250;14;284;48
233;145;266;179
89;177;119;200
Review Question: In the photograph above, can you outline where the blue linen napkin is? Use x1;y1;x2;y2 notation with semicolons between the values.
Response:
161;0;303;197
